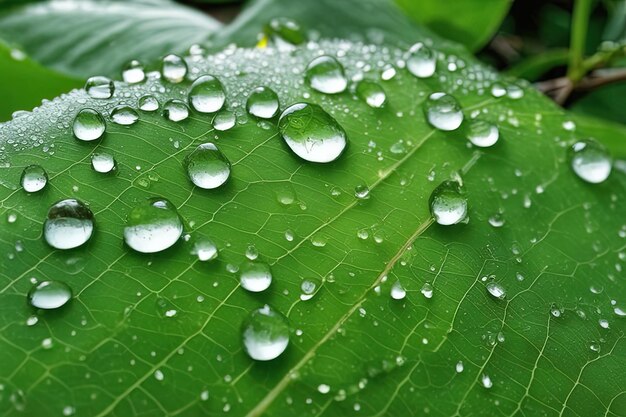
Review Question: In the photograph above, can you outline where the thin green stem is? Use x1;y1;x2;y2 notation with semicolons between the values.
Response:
567;0;593;82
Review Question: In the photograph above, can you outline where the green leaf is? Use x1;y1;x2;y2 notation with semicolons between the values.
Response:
1;37;626;417
394;0;512;51
0;0;221;79
0;41;82;122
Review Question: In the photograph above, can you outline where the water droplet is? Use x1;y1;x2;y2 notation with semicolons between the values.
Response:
278;103;347;163
614;307;626;317
300;278;321;301
506;83;524;99
44;199;94;250
390;281;406;300
161;54;187;83
91;153;116;173
191;238;218;261
27;281;72;309
455;361;464;373
122;59;145;84
599;319;609;329
213;110;236;131
85;76;114;99
355;80;386;108
185;143;230;189
354;185;370;199
110;105;139;125
305;56;347;94
488;213;505;228
486;281;506;299
188;75;226;113
73;108;105;141
590;342;601;353
429;180;468;225
424;92;463;131
21;164;47;192
569;139;612;183
124;198;183;253
481;374;493;388
163;99;189;122
264;17;305;47
245;244;259;260
240;262;272;292
467;120;499;147
242;305;289;361
491;82;507;98
318;384;331;394
246;86;279;119
406;43;436;78
139;95;159;112
421;282;433;299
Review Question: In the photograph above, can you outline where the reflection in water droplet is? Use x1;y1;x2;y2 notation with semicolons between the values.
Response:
122;60;145;84
486;282;506;299
242;305;289;361
73;108;106;141
161;54;187;83
185;143;230;189
305;56;347;94
110;105;139;125
139;95;159;112
467;120;499;148
390;281;406;300
406;43;436;78
124;198;183;253
300;278;321;301
85;76;114;99
278;103;347;163
91;153;116;173
355;80;386;108
429;180;468;225
240;262;272;292
189;75;226;113
163;99;189;122
191;238;218;261
354;185;370;199
213;110;236;131
21;164;48;193
44;199;94;250
569;139;612;184
424;92;463;131
28;281;72;309
246;86;280;119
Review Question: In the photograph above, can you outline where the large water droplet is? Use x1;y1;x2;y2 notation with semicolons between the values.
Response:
242;305;289;361
85;76;114;99
110;105;139;125
73;108;106;141
213;110;236;131
161;54;187;83
122;59;145;84
185;143;231;189
390;281;406;300
264;17;305;47
21;164;48;193
91;153;116;173
355;80;386;108
124;198;183;253
467;120;499;148
424;92;463;131
486;281;506;299
28;281;72;310
406;43;436;78
240;262;272;292
246;86;279;119
139;95;159;112
163;99;189;122
569;139;612;184
278;103;347;163
188;75;226;113
305;56;347;94
44;199;94;250
429;180;468;225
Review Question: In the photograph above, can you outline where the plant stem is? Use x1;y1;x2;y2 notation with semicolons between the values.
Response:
567;0;592;82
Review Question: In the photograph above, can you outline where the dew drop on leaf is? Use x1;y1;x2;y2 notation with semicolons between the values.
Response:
43;199;94;250
122;59;145;84
264;17;306;47
191;238;218;261
188;75;226;113
91;152;116;173
429;180;468;225
421;282;434;299
355;80;386;108
123;198;183;253
467;120;499;148
84;76;114;99
455;361;464;373
73;108;106;141
161;54;187;83
278;103;347;163
185;143;231;189
424;92;463;131
488;213;505;228
486;281;506;300
242;305;289;361
213;110;236;131
163;99;189;122
305;55;347;94
300;278;320;301
20;164;48;193
240;261;272;292
406;42;436;78
354;184;370;199
246;86;280;119
569;139;612;184
138;95;159;112
390;281;406;300
481;374;493;388
110;105;139;126
490;82;507;98
27;280;72;310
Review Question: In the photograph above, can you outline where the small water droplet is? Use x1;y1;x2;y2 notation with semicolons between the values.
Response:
467;120;499;147
317;384;331;394
390;281;406;300
406;43;436;78
569;139;612;183
242;305;289;361
488;213;505;228
188;75;226;113
455;361;464;373
161;54;187;83
429;180;468;225
124;198;183;253
110;105;139;125
213;110;236;131
73;108;105;141
486;281;506;299
185;143;231;189
21;164;48;192
43;199;94;250
424;92;463;131
240;262;272;292
490;82;507;98
122;59;145;84
481;374;493;388
264;17;305;47
91;153;116;173
354;185;370;199
355;80;386;108
614;306;626;317
246;86;279;119
305;56;347;94
191;238;218;261
28;281;72;310
163;99;189;122
421;282;433;299
300;278;321;301
85;76;114;99
138;95;159;112
278;103;347;163
550;304;563;317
